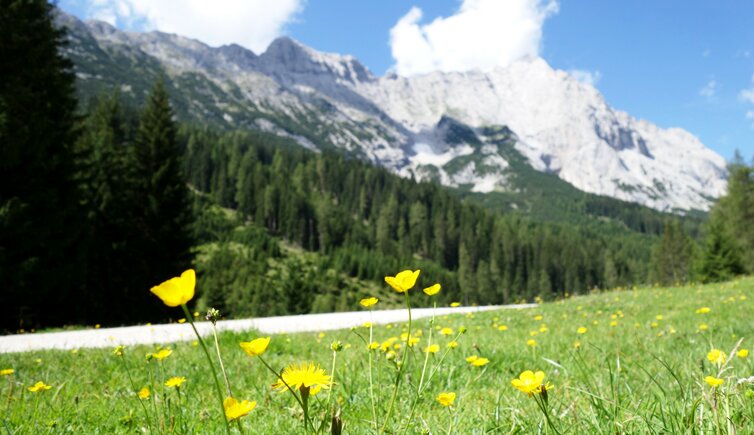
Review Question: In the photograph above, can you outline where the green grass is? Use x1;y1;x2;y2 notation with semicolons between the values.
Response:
3;277;754;433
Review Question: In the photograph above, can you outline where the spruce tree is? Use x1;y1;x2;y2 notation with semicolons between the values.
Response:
697;220;744;283
0;1;86;329
649;220;694;285
133;79;193;317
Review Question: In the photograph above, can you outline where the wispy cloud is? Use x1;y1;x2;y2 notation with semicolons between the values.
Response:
389;0;559;76
568;69;601;86
71;0;305;53
699;79;717;99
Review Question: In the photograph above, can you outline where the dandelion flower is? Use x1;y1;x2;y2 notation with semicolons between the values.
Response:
151;348;173;361
465;355;479;363
440;327;453;336
240;337;270;357
577;327;587;334
224;397;257;421
360;297;378;308
655;315;664;320
436;392;456;407
450;302;460;308
112;345;125;357
165;377;186;388
498;325;508;331
527;339;537;347
696;307;711;314
705;376;724;387
0;369;13;376
178;318;186;324
707;349;726;366
384;270;420;293
511;371;551;396
138;387;150;400
28;381;52;392
424;344;440;354
423;283;441;296
447;341;459;348
698;324;709;331
368;341;380;350
738;349;749;358
534;315;543;321
150;269;195;307
272;363;332;394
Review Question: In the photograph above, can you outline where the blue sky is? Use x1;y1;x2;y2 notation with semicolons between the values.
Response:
58;0;754;160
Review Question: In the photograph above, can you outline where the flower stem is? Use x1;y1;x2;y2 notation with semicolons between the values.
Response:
117;355;153;432
380;292;412;434
256;356;315;433
211;322;233;396
181;304;230;434
367;312;377;428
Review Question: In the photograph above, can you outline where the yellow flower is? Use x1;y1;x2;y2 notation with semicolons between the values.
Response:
368;341;380;350
359;297;379;308
424;344;440;354
534;315;543;321
450;302;461;307
150;269;196;307
165;377;186;388
178;318;186;324
423;283;441;296
707;349;726;366
138;387;150;400
465;355;479;363
440;327;453;336
738;349;749;358
696;307;711;314
511;371;551;396
655;315;664;320
609;321;618;327
384;269;420;293
272;363;332;394
704;376;724;387
698;323;709;331
447;341;459;348
362;322;373;328
112;345;125;357
577;327;587;334
471;357;489;367
224;397;257;421
151;348;173;361
436;392;456;407
497;325;508;331
573;340;581;349
527;339;537;347
28;381;52;392
0;369;14;376
240;337;270;357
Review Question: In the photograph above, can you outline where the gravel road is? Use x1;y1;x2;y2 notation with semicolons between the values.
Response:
0;304;534;353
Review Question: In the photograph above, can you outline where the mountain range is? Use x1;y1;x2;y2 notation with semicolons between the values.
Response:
57;11;728;212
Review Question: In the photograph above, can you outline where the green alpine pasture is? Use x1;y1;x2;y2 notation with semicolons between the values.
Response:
3;276;754;433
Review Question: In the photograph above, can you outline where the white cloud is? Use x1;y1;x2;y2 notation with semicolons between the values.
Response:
740;74;754;104
568;69;601;86
78;0;304;53
699;79;717;99
389;0;559;76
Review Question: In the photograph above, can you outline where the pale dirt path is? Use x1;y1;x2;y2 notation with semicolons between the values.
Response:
0;304;535;353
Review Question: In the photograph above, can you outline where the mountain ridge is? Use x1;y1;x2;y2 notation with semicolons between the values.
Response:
57;10;727;212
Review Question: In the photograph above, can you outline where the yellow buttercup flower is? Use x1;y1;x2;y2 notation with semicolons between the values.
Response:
272;363;332;394
440;327;453;336
28;381;52;392
165;377;186;388
384;269;420;293
705;376;724;387
138;387;150;400
1;369;14;376
497;325;508;331
707;349;726;366
424;344;440;354
368;341;380;350
224;397;257;421
527;339;537;347
447;341;459;348
151;348;173;361
534;315;543;321
470;357;489;367
696;307;711;314
360;297;378;308
436;392;456;407
423;283;441;296
465;355;479;363
577;327;587;334
240;337;270;357
511;371;551;396
738;349;749;358
150;269;196;307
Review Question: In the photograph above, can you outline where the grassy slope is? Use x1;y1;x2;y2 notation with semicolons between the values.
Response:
3;277;754;433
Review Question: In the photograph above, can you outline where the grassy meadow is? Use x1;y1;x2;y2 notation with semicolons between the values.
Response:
3;276;754;434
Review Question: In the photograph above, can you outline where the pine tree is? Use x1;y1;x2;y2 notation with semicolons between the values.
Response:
132;79;193;317
697;220;744;283
649;220;694;285
0;0;87;329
